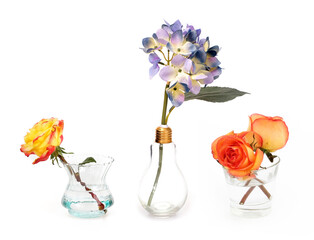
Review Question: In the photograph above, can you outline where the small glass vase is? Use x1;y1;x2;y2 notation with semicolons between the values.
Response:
223;158;280;217
139;125;188;217
61;154;114;218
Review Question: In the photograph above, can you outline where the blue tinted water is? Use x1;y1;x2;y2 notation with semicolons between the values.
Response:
62;198;113;218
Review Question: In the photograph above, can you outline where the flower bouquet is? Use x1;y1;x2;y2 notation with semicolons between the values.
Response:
138;20;248;216
211;114;289;216
20;118;114;218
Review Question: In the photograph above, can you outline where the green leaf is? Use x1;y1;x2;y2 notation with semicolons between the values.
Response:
79;157;97;166
185;86;249;103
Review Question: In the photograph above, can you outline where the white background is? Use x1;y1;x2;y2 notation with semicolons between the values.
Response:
0;0;313;239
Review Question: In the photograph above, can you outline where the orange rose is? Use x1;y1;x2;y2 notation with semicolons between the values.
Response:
21;118;64;164
212;131;264;177
248;114;289;152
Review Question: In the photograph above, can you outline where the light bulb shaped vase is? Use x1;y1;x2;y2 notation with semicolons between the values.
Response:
61;154;114;218
139;125;188;217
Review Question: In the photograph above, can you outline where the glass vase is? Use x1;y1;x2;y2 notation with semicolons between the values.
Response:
139;125;188;217
61;154;114;218
223;158;280;217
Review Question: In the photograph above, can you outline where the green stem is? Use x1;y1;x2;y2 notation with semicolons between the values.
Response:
161;83;170;125
147;85;168;206
147;52;171;207
165;106;175;125
147;144;163;206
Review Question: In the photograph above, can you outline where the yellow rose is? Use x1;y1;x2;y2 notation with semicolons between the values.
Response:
21;118;64;164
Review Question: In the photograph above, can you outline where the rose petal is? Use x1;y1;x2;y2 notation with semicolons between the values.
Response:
32;146;56;164
248;113;283;130
238;131;263;150
252;118;289;152
251;148;264;171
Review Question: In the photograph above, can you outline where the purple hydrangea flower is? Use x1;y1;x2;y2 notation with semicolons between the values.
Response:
166;80;190;107
141;20;223;107
166;30;196;56
162;20;182;34
141;37;161;53
153;28;170;46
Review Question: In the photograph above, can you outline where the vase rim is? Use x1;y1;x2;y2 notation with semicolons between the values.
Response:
222;157;280;178
62;154;114;166
257;156;280;170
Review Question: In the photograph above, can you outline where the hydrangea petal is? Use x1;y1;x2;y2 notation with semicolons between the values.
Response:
193;50;207;64
170;20;182;32
162;24;172;34
185;30;197;43
156;29;170;45
142;37;156;49
206;57;221;68
180;42;196;55
171;54;186;67
211;67;222;79
159;66;177;81
196;29;201;38
177;75;191;91
190;79;201;94
193;70;211;80
191;62;206;74
207;45;219;57
166;82;186;107
149;64;160;79
166;42;175;53
198;72;214;85
203;37;210;51
183;59;193;73
171;30;183;46
149;53;161;64
182;24;194;35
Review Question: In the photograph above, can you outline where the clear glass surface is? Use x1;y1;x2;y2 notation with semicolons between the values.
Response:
139;142;188;217
61;154;114;218
223;158;280;217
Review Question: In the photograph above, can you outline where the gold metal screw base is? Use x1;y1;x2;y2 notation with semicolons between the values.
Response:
155;125;172;144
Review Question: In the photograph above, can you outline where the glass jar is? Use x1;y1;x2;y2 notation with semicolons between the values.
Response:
223;158;280;217
61;154;114;218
